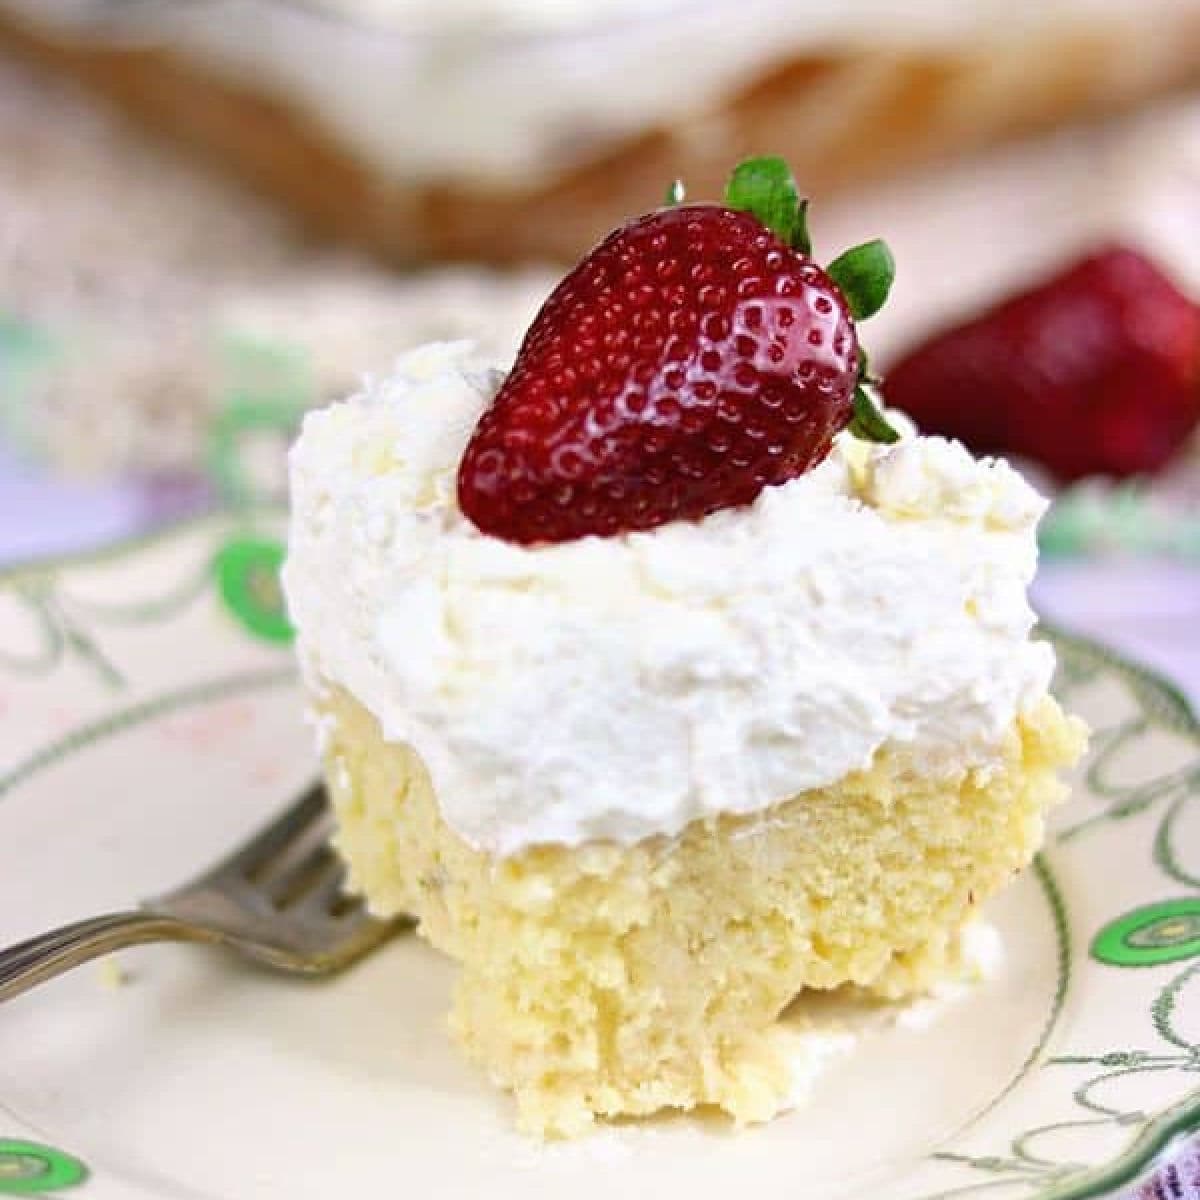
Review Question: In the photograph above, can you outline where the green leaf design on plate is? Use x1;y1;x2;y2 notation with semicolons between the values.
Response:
213;536;294;645
1092;899;1200;968
0;1140;87;1194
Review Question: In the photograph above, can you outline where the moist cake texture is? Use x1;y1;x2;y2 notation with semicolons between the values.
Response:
321;684;1080;1135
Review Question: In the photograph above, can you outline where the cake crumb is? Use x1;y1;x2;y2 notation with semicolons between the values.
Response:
97;958;131;991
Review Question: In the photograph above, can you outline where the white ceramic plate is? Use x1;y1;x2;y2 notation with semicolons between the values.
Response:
1;514;1198;1200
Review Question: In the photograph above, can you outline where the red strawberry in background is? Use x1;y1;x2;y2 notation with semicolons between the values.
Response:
882;247;1200;483
458;158;897;545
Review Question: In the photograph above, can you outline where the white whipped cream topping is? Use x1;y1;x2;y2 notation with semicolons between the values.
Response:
283;341;1054;856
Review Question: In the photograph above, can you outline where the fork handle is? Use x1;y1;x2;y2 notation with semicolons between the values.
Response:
0;912;215;1003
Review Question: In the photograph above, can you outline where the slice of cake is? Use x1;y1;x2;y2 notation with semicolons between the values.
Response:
282;162;1086;1135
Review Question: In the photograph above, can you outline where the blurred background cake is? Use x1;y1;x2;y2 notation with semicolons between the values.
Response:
0;0;1197;262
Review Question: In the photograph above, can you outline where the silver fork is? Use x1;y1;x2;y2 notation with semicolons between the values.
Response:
0;782;407;1003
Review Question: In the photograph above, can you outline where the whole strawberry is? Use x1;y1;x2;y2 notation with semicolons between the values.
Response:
882;246;1200;482
458;159;897;544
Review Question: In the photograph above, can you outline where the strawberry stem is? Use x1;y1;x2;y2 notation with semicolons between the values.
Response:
691;156;900;444
724;157;811;255
665;179;686;206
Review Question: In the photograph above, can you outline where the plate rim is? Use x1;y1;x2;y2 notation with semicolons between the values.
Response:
0;518;1197;1200
1027;622;1200;1199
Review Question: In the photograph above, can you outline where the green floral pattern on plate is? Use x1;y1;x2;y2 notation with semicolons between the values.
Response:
212;535;294;644
1092;900;1200;969
923;630;1200;1200
0;1140;86;1195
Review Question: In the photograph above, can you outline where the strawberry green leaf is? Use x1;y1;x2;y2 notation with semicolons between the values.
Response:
664;178;686;206
849;383;900;444
827;239;895;321
725;157;811;255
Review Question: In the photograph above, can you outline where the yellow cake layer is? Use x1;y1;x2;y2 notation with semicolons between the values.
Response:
319;686;1085;1137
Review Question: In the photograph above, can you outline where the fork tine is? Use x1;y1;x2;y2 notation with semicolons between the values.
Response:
299;857;359;919
177;781;329;892
144;779;406;975
253;809;338;898
267;843;338;910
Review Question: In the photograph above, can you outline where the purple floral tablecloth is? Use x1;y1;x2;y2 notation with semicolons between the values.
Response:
1133;1140;1200;1199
